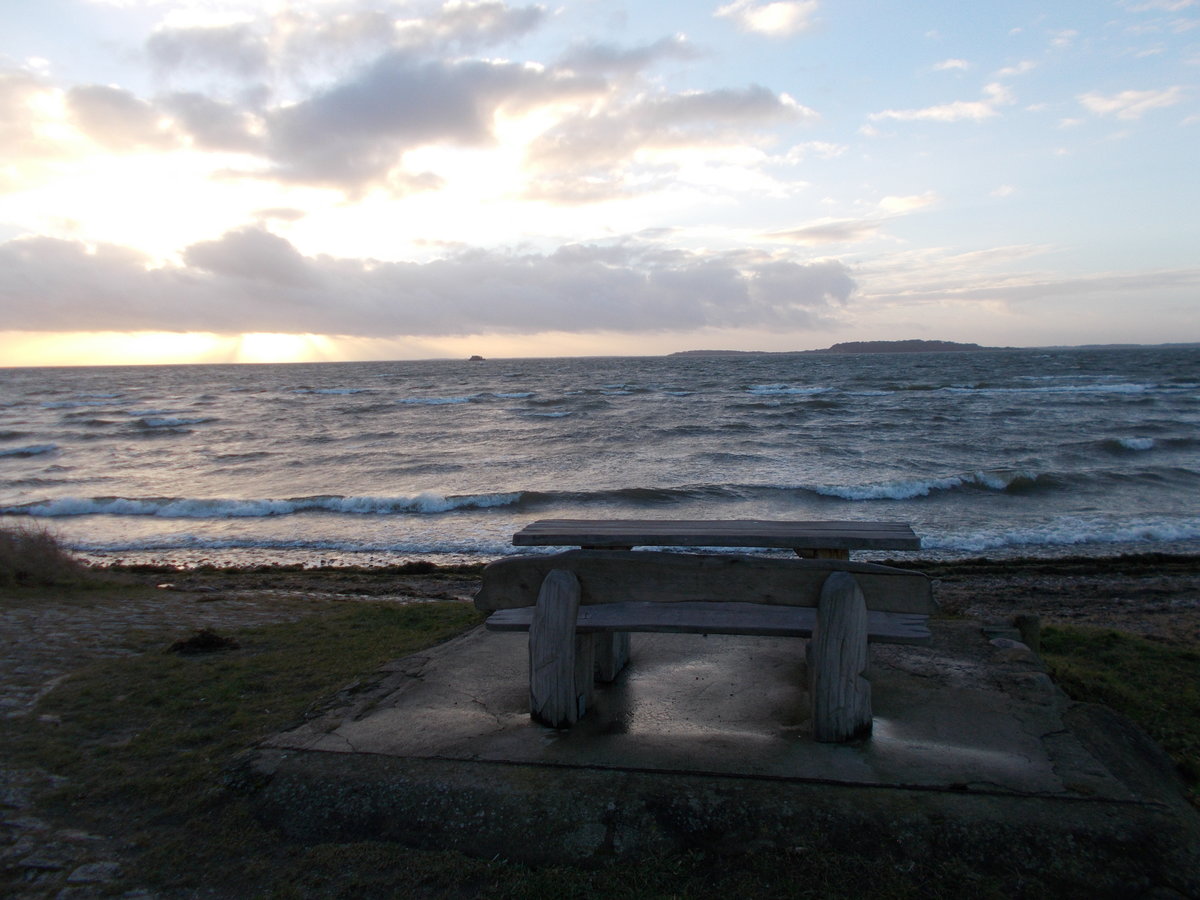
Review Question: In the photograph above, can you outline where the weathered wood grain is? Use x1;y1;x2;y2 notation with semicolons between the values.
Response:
594;632;630;682
528;569;589;728
809;571;873;742
512;518;920;551
476;550;935;615
486;601;931;644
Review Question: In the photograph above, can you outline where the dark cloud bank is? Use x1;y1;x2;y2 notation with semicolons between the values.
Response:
0;228;854;337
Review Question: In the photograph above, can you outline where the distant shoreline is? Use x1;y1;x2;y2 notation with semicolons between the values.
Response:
670;340;1200;357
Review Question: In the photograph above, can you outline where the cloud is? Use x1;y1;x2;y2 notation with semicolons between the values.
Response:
146;22;268;79
556;35;701;78
766;192;938;244
876;191;938;213
146;2;547;81
161;92;262;152
767;219;882;245
66;85;176;151
8;6;818;203
869;82;1014;123
995;60;1037;77
933;58;970;71
389;1;548;51
259;51;602;192
525;85;815;201
1078;85;1187;118
0;230;857;337
0;67;61;181
1122;1;1195;11
714;0;819;36
183;227;315;286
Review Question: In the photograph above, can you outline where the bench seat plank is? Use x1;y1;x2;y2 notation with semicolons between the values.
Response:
512;519;920;551
486;601;931;645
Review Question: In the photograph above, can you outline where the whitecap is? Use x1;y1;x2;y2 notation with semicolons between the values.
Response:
397;395;475;405
1117;437;1155;451
748;384;830;396
135;416;212;428
4;491;524;519
0;443;58;458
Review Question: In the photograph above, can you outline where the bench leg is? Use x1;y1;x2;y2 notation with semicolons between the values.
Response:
594;632;631;682
529;569;593;727
809;571;872;742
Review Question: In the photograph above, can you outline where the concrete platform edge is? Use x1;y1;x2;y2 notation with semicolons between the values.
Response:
232;743;1200;896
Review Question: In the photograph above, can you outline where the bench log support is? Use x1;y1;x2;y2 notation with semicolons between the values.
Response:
808;571;872;742
529;569;595;728
594;632;630;682
479;551;934;739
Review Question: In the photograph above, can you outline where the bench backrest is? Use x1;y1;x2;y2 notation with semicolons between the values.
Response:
475;550;934;615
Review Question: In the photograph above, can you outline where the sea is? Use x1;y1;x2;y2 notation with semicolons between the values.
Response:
2;347;1198;569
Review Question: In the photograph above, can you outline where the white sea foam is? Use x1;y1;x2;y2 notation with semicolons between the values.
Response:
925;517;1200;552
942;382;1154;396
398;395;474;405
811;470;1034;501
4;492;523;518
135;416;212;428
748;384;830;396
1117;437;1155;450
0;443;58;458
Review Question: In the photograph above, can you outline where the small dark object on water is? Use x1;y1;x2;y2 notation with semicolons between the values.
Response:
167;629;240;654
468;354;485;361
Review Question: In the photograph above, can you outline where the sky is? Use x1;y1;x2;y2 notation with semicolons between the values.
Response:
0;0;1197;365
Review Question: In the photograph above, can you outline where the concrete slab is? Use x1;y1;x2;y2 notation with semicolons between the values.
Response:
241;619;1200;894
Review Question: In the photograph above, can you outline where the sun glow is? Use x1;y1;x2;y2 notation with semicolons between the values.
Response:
0;331;344;367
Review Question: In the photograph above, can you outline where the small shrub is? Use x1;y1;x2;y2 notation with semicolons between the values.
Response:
0;523;95;588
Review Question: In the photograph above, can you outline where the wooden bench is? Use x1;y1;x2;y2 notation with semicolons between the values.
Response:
476;547;934;742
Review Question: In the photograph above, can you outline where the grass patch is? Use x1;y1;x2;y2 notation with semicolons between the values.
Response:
3;598;1113;898
0;522;105;589
1041;624;1200;790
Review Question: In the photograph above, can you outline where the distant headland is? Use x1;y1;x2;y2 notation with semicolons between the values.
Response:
671;339;998;357
670;340;1199;357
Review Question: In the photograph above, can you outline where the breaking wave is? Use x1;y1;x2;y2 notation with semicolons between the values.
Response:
0;443;58;458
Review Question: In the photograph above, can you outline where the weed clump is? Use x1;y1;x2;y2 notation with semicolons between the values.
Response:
0;523;97;588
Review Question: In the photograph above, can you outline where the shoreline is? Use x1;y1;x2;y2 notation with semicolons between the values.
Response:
89;550;1200;646
74;540;1200;574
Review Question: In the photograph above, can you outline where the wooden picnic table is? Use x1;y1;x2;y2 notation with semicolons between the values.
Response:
485;518;930;739
512;518;921;559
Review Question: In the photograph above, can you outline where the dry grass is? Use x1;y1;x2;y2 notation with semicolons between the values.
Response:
0;523;100;588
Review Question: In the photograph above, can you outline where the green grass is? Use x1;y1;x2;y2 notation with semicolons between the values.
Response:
9;593;1197;897
1;599;1033;899
1041;625;1200;790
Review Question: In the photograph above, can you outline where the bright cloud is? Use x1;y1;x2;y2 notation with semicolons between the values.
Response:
1078;85;1187;118
869;82;1015;123
714;0;819;36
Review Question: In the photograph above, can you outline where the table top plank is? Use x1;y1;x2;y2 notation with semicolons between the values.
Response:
512;518;920;551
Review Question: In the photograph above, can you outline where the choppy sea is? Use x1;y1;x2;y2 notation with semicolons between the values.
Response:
2;347;1198;567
